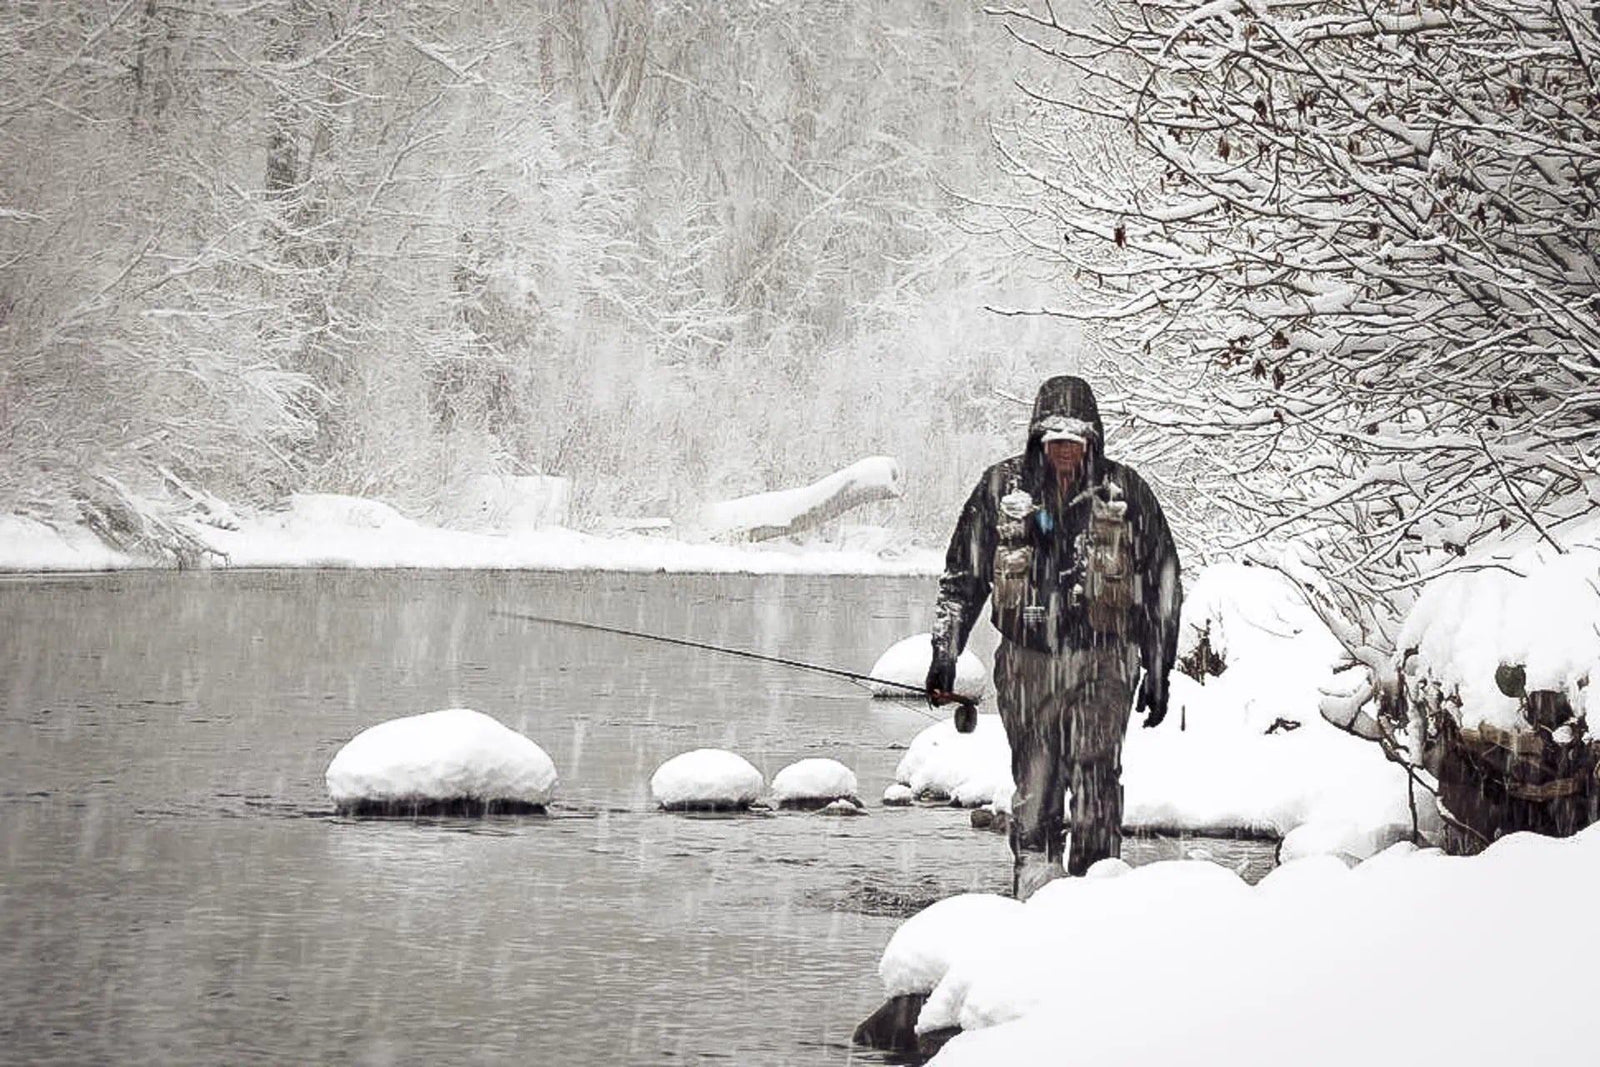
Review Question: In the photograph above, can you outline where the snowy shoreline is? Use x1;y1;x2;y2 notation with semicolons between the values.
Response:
0;496;945;578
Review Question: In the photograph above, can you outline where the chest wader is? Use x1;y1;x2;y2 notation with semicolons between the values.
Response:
992;481;1142;897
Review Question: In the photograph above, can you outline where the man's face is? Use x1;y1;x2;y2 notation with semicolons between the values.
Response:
1044;438;1087;480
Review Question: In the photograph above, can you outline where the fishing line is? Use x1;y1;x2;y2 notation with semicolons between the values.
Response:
491;609;974;728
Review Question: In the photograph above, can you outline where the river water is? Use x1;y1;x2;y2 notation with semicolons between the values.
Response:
0;570;1274;1065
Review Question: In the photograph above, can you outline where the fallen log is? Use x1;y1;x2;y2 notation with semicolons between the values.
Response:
695;456;902;542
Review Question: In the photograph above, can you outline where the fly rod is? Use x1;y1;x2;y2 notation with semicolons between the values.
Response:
491;609;980;732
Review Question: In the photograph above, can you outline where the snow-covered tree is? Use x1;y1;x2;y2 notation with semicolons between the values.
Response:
990;0;1600;837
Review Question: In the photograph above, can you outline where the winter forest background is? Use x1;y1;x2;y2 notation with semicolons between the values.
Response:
2;1;1081;539
7;0;1600;736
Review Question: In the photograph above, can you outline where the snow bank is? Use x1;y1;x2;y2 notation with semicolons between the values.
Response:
879;893;1025;998
1;493;941;575
868;633;988;699
894;713;1011;806
896;564;1417;846
770;758;859;806
907;828;1600;1065
650;749;765;811
0;515;134;571
1397;514;1600;732
325;708;558;814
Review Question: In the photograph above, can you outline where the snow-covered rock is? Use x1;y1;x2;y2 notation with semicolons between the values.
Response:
820;798;867;816
906;830;1600;1065
879;893;1025;998
868;633;988;699
770;758;859;807
893;713;1010;806
325;708;558;814
650;749;764;811
882;783;915;806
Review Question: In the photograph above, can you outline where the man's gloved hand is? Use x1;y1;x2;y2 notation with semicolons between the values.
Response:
1138;669;1169;728
926;652;958;707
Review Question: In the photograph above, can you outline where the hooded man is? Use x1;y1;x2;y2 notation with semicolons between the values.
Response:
927;375;1181;898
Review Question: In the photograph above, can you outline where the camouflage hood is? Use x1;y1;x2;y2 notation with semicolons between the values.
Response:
1024;374;1106;485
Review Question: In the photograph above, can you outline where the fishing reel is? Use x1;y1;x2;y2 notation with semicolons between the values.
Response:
930;691;978;733
953;701;978;734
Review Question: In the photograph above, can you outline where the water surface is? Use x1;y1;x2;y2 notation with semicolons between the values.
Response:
0;570;1271;1065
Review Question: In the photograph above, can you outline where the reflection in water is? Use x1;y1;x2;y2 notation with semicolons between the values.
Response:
0;570;1274;1065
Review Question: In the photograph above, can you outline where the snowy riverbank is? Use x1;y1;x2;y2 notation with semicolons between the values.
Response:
0;494;943;576
885;827;1600;1065
889;562;1423;857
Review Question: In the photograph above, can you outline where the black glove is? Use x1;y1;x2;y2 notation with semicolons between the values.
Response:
1138;669;1169;728
926;652;958;707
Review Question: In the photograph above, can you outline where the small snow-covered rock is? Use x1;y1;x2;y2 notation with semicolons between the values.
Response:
821;798;867;816
868;633;988;699
882;783;915;806
651;749;764;811
325;708;557;815
771;758;859;808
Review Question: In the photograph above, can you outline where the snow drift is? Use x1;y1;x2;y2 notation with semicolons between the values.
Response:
885;827;1600;1066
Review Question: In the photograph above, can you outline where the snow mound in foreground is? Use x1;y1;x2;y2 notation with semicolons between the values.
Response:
325;708;557;814
868;634;988;699
894;713;1010;806
650;749;764;810
913;828;1600;1065
770;758;858;806
879;893;1024;998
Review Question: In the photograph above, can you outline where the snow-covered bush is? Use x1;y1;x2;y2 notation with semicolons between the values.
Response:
993;0;1600;845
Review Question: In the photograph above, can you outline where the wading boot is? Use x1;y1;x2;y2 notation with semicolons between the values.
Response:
1014;854;1066;901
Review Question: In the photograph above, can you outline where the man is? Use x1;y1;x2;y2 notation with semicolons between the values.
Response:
927;375;1181;898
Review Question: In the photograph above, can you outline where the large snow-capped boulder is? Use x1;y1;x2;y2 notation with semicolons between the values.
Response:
869;633;988;700
651;749;764;811
894;713;1011;806
326;708;558;815
770;758;859;808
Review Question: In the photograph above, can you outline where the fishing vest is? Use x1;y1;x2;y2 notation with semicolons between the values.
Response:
991;477;1135;642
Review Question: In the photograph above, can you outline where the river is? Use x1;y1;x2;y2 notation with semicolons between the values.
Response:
0;569;1273;1065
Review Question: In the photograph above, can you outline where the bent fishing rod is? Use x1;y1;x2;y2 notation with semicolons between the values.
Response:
491;610;980;732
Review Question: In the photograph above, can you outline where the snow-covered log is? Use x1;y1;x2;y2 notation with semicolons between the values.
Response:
696;456;902;542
